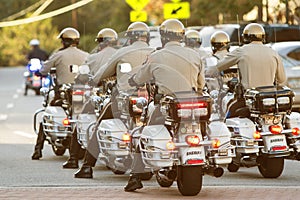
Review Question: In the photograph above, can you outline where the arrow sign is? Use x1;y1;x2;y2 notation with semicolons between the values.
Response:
126;0;150;11
130;10;147;22
164;2;190;19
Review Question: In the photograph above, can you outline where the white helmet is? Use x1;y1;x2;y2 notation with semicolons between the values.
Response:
29;39;40;46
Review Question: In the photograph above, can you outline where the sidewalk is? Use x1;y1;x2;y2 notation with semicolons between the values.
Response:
0;186;299;200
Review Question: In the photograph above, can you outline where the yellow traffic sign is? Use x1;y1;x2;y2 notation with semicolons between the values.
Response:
163;2;190;19
126;0;150;11
130;10;147;22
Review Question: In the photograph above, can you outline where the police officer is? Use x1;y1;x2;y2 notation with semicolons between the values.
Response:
27;39;49;61
31;27;89;160
184;29;210;67
62;28;118;169
124;19;204;192
73;22;155;178
206;23;286;118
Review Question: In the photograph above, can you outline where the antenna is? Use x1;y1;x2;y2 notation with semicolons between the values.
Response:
236;14;241;46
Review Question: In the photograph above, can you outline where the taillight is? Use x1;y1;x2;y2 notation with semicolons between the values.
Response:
212;139;221;148
130;98;137;104
292;127;300;136
166;141;175;150
185;135;200;147
269;125;282;134
122;133;131;143
177;101;208;117
73;90;84;95
271;146;287;151
253;131;261;139
62;118;70;126
186;159;204;165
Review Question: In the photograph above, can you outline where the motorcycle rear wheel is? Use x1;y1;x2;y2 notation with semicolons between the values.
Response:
177;165;203;196
258;156;284;178
51;145;66;156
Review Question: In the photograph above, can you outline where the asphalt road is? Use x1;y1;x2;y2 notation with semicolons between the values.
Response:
0;67;300;199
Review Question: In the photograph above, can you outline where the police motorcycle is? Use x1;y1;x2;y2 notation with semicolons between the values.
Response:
23;58;51;96
127;77;235;196
33;68;74;156
220;69;298;178
94;64;149;175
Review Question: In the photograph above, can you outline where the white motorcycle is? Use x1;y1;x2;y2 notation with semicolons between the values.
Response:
222;76;296;178
133;90;235;196
33;68;73;156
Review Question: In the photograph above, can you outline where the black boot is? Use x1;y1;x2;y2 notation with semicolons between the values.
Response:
62;158;78;169
63;127;80;168
124;174;143;192
31;150;42;160
74;165;93;178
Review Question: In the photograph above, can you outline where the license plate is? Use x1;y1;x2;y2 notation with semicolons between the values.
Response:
263;134;287;152
218;149;228;156
73;95;83;102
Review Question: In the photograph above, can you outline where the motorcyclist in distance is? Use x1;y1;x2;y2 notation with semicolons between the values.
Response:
206;23;286;118
31;27;89;160
27;39;49;61
62;28;118;169
125;18;205;192
73;21;155;179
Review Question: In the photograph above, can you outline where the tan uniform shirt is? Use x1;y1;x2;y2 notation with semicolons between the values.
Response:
216;41;286;89
133;41;204;95
94;40;155;91
85;46;117;76
40;47;89;85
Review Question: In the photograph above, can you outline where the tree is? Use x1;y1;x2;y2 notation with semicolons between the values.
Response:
0;16;60;66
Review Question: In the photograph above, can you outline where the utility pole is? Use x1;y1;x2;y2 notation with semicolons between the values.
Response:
286;0;289;24
71;0;78;28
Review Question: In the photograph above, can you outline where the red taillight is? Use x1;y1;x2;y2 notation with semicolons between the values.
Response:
130;98;137;104
253;131;261;139
185;135;201;147
177;101;207;109
62;118;70;126
292;127;300;136
72;90;84;95
271;146;287;151
166;141;176;150
212;139;221;148
122;133;131;143
269;125;282;134
186;159;204;165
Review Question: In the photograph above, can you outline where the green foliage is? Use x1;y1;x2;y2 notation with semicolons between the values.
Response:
0;16;60;66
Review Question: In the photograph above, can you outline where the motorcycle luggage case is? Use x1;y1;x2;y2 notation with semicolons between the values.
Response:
160;92;212;121
244;86;294;114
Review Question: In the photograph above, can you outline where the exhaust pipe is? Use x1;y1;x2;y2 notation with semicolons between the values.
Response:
241;156;257;167
204;166;224;178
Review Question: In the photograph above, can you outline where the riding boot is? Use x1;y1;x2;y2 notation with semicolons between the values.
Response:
63;129;80;169
74;151;96;178
31;129;46;160
124;173;143;192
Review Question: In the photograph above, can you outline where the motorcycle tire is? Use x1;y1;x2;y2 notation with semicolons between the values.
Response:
51;145;66;156
177;165;203;196
258;157;284;178
155;173;173;187
227;162;239;172
24;86;28;96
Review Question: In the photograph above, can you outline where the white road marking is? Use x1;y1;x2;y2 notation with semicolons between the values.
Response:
13;131;36;138
6;103;14;109
0;114;8;121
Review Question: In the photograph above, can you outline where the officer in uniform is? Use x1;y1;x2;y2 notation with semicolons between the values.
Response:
124;18;205;192
206;23;286;118
27;39;49;61
62;28;118;169
31;27;89;160
73;21;155;178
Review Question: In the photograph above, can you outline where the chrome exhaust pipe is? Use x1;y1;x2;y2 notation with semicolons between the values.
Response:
158;169;177;180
